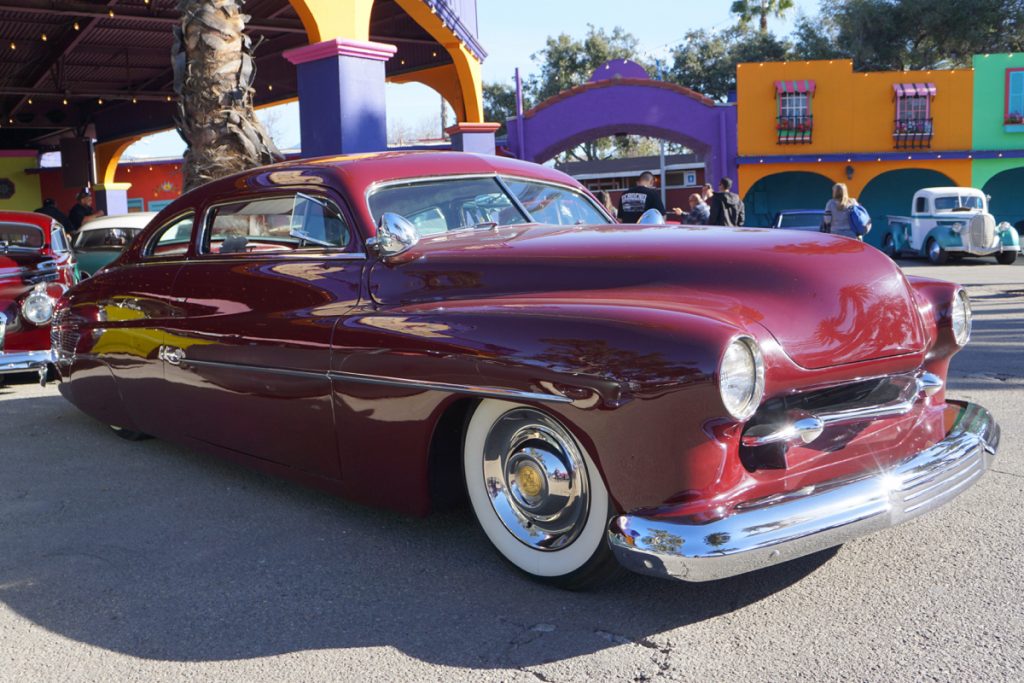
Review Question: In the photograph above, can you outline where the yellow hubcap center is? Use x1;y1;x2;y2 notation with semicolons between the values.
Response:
516;462;544;498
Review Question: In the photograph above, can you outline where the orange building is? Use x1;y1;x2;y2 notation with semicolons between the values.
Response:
736;59;976;242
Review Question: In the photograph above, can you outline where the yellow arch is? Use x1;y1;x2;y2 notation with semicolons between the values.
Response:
287;0;374;44
389;64;466;121
391;0;483;123
94;136;140;186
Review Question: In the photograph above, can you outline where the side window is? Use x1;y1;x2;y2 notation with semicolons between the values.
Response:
502;179;611;225
202;194;354;255
915;197;927;213
144;213;195;258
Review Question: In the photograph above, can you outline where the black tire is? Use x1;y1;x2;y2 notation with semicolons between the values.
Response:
927;238;948;265
882;233;898;259
109;424;152;441
463;399;623;590
996;251;1018;265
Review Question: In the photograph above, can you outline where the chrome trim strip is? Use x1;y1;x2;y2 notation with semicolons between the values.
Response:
0;311;6;353
174;356;574;404
608;400;999;582
741;372;941;448
0;348;56;375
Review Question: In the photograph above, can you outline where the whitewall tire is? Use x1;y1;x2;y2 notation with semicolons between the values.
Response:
463;399;619;588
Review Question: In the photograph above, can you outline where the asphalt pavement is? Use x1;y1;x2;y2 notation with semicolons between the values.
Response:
0;257;1021;682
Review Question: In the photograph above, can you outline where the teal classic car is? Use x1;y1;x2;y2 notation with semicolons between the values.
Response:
73;213;155;278
881;187;1020;265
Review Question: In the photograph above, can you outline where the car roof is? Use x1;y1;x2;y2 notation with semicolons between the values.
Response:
0;211;54;228
916;187;985;197
776;209;823;215
77;212;156;231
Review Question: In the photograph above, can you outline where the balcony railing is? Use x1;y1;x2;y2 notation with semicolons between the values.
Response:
893;118;933;149
776;115;813;144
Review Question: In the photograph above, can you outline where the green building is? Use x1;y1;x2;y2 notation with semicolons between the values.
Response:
972;53;1024;226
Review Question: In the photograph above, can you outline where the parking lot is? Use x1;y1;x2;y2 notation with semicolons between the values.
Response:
1;259;1021;683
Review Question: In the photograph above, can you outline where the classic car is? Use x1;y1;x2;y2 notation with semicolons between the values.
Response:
0;210;76;382
51;152;999;588
882;187;1020;264
770;209;825;231
73;212;155;278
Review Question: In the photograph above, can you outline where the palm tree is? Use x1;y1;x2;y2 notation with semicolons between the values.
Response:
173;0;282;192
730;0;796;33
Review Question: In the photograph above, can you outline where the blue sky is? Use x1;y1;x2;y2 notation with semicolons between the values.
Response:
124;0;820;159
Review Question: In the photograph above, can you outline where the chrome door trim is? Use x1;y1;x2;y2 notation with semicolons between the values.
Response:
174;356;573;404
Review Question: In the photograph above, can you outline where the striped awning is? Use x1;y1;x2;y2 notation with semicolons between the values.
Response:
893;82;937;97
775;80;816;95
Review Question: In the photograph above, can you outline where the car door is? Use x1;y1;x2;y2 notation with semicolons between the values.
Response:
96;211;194;435
160;190;363;479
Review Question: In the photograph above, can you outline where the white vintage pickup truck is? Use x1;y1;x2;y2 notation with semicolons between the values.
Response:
882;187;1020;265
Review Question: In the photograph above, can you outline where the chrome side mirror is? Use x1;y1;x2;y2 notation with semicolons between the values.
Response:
367;212;419;260
637;208;665;225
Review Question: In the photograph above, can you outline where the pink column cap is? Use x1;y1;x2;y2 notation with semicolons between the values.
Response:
283;38;397;66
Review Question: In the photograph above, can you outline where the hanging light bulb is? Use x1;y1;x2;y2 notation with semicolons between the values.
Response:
41;33;47;42
73;21;80;31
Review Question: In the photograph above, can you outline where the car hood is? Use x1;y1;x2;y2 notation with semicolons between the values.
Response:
0;250;55;286
368;224;927;370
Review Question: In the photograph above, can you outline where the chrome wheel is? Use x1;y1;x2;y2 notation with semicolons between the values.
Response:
463;399;619;587
927;238;947;265
882;234;897;259
481;408;589;550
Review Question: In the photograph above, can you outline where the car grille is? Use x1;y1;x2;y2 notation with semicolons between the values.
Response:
968;214;996;249
50;306;78;363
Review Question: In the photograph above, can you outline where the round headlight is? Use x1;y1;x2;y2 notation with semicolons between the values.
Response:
951;289;972;346
718;336;765;421
21;288;55;325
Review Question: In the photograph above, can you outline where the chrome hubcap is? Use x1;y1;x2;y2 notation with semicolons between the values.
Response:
929;241;941;260
482;408;589;551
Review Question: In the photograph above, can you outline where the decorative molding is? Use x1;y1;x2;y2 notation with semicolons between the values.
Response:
283;38;397;66
445;122;500;135
738;149;1024;164
94;182;132;191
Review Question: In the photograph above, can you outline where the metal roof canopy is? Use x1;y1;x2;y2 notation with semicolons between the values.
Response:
0;0;477;150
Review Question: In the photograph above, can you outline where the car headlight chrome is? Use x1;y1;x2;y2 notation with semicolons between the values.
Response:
21;285;55;326
718;335;765;421
951;289;971;346
951;222;965;234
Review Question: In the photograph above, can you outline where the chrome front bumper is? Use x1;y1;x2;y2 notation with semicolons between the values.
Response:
0;349;56;382
608;401;999;582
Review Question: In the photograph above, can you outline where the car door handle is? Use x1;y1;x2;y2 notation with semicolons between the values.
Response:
158;345;185;366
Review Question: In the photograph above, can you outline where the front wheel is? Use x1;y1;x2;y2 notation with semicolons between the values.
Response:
463;399;621;589
927;238;948;265
996;251;1018;265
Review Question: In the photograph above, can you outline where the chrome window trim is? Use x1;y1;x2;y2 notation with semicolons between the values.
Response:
173;355;573;404
141;210;196;260
198;190;362;258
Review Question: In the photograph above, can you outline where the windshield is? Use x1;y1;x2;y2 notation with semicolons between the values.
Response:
367;176;611;234
777;212;824;231
75;227;142;249
934;195;985;211
0;222;44;249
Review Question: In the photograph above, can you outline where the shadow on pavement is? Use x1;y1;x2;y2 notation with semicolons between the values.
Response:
0;392;835;668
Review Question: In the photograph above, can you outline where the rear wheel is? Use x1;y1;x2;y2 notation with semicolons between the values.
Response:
996;251;1018;265
927;238;948;265
882;233;898;259
463;399;620;589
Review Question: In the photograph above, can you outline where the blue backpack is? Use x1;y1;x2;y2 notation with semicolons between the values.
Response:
849;202;872;236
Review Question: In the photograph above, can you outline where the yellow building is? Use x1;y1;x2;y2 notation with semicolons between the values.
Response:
736;59;976;243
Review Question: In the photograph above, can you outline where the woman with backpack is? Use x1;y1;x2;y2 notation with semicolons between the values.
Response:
823;183;871;240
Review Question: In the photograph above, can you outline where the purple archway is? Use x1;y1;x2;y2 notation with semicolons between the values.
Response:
507;72;738;188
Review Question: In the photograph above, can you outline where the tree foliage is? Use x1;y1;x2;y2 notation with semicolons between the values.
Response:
669;28;792;101
731;0;796;33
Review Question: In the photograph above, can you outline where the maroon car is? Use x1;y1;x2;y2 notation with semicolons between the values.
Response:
51;152;999;588
0;210;76;382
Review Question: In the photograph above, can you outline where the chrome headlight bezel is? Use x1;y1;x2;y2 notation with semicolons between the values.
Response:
718;335;766;421
21;285;55;326
951;288;972;346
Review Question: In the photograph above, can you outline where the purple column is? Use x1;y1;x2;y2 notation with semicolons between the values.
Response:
283;38;397;157
93;182;130;216
446;122;500;155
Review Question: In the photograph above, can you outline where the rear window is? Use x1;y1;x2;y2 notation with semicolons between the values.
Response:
0;222;43;249
75;228;142;249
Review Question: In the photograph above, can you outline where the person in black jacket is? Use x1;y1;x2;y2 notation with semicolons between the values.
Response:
34;198;70;228
707;177;745;227
618;171;665;223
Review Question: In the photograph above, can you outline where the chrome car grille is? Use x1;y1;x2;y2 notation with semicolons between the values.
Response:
968;214;996;249
740;372;940;470
50;306;78;363
0;311;6;353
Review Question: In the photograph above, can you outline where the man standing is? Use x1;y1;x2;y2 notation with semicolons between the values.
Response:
618;171;665;223
66;190;104;233
707;177;745;227
34;198;70;228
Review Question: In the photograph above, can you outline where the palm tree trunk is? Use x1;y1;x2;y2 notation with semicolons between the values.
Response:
173;0;282;192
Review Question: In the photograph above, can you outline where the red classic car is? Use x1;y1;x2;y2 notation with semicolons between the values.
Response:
0;210;76;382
51;152;999;588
